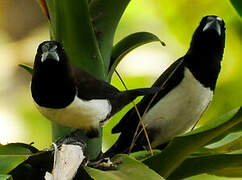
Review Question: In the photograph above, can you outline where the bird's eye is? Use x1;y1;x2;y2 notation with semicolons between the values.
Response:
50;45;58;52
207;16;214;22
42;44;49;53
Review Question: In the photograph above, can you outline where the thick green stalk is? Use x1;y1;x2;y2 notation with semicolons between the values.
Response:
45;0;105;160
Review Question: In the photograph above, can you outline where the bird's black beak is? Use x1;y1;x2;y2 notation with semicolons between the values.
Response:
40;43;60;63
41;51;60;63
203;17;222;36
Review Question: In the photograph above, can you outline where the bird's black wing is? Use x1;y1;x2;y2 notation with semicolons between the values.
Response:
72;65;159;115
104;58;185;157
71;65;120;100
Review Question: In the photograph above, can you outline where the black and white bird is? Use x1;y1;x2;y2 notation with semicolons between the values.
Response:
31;41;159;138
104;15;226;157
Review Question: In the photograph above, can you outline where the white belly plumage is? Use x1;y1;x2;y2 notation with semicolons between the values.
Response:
36;96;112;129
143;68;213;147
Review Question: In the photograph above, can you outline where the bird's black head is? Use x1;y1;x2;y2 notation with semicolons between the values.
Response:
185;15;226;90
34;41;68;70
32;41;76;108
188;15;226;59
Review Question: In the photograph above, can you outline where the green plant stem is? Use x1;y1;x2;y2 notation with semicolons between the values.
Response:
45;0;106;160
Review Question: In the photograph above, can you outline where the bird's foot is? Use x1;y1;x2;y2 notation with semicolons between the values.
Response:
88;157;121;171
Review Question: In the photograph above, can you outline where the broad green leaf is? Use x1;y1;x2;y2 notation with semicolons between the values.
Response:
89;0;131;71
85;154;164;180
0;143;38;155
144;107;242;178
0;155;29;174
0;143;52;175
0;175;12;180
205;133;242;154
206;132;242;149
108;32;165;80
46;0;105;80
185;174;242;180
19;64;33;75
230;0;242;17
194;133;242;157
204;122;242;146
130;150;161;161
0;143;39;174
212;167;242;177
168;154;242;179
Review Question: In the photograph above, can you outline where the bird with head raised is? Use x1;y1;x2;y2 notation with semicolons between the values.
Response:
31;41;160;138
104;15;226;157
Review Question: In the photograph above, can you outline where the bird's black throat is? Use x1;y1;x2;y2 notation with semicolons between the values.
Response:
184;52;221;91
31;59;76;109
184;25;225;90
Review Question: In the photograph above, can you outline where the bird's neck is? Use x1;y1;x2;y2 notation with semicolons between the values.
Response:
184;50;221;90
31;69;76;108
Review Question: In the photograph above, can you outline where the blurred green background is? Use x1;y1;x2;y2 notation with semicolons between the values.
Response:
0;0;241;179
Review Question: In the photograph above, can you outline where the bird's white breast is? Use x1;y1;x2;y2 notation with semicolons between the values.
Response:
36;96;112;129
144;68;213;147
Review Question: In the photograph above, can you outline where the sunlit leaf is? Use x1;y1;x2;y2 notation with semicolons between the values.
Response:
205;133;242;154
46;0;105;80
0;155;29;174
168;154;242;179
19;64;33;75
89;0;132;70
230;0;242;17
0;143;39;174
85;154;164;180
143;107;242;178
0;174;13;180
193;133;242;156
108;32;165;80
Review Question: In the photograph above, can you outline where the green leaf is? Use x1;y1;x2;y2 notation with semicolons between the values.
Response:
0;174;13;180
46;0;105;80
129;150;161;161
89;0;131;71
0;155;29;174
108;32;165;80
0;143;38;155
0;143;39;174
204;122;242;146
193;132;242;156
18;64;33;75
85;154;164;180
168;154;242;179
204;133;242;154
143;107;242;178
230;0;242;17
